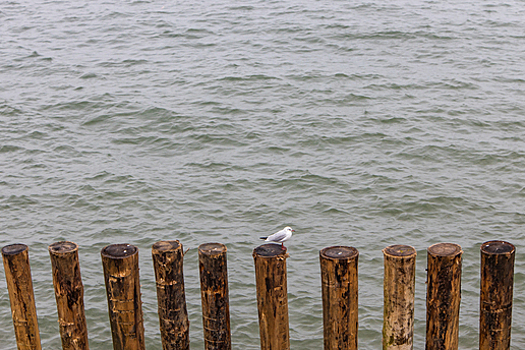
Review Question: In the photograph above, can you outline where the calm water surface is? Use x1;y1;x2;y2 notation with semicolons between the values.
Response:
1;0;525;349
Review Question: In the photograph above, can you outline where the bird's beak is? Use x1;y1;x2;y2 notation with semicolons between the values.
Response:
292;230;295;232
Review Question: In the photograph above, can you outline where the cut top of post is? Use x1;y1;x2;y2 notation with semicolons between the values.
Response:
481;240;515;255
320;246;358;260
427;243;462;257
101;244;138;259
48;241;78;255
152;240;180;253
199;243;227;256
383;244;416;258
253;243;287;258
1;243;28;256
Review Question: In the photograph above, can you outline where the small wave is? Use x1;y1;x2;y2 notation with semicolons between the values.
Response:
80;72;97;79
82;114;113;126
0;144;23;153
5;195;39;206
219;74;281;82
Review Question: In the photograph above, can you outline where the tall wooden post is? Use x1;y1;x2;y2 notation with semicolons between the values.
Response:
49;241;89;350
479;240;515;350
320;246;359;350
198;243;231;350
1;244;42;350
253;244;290;350
101;244;145;350
425;243;462;350
382;244;416;350
152;240;190;350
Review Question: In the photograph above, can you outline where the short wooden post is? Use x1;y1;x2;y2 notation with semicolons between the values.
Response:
101;244;145;350
198;243;231;350
320;246;359;350
152;240;190;350
253;244;290;350
49;241;89;350
479;240;515;350
382;244;416;350
425;243;462;350
1;244;42;350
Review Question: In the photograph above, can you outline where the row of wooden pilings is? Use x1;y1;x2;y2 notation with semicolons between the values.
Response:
1;239;515;350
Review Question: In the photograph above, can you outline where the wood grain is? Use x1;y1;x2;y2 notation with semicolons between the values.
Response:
382;245;416;350
49;241;89;350
152;240;190;350
320;246;359;350
101;244;145;350
425;243;462;350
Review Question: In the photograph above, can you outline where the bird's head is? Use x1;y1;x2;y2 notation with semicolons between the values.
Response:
284;226;295;232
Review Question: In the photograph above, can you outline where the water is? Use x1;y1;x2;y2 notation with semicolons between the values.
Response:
1;0;525;348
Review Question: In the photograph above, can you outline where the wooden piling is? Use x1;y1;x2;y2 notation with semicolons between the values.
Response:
320;246;359;350
198;243;231;350
1;244;42;350
425;243;462;350
253;244;290;350
101;244;145;350
382;244;416;350
48;241;89;350
479;240;515;350
152;240;190;350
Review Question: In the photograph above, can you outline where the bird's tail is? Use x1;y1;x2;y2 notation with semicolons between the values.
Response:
259;236;267;240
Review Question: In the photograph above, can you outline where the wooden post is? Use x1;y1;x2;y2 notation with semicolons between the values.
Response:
425;243;462;350
479;240;515;350
382;244;416;350
320;246;359;350
101;244;145;350
152;240;190;350
49;241;89;350
253;244;290;350
1;244;42;350
198;243;231;350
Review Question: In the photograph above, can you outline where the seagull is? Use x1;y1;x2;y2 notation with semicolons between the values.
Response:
260;226;295;249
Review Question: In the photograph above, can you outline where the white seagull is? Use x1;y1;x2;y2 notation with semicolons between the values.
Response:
260;226;295;249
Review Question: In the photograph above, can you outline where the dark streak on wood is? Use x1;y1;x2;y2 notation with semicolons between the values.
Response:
320;246;359;350
479;240;515;350
152;240;190;350
382;244;416;350
101;244;145;350
425;243;462;350
199;243;231;350
253;244;290;350
49;241;89;350
2;243;42;350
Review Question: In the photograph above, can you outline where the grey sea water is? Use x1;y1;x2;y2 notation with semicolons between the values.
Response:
1;0;525;348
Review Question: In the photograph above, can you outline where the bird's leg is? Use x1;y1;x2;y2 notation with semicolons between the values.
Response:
281;242;284;249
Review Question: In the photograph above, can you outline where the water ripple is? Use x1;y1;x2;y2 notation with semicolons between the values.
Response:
1;0;525;349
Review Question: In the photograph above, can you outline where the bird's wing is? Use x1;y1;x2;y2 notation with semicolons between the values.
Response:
268;230;287;242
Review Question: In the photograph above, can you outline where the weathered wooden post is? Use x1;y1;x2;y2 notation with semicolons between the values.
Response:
479;240;515;350
320;246;359;350
382;244;416;350
1;244;42;350
425;243;462;350
101;244;145;350
253;244;290;350
152;240;190;350
49;241;89;350
198;243;231;350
